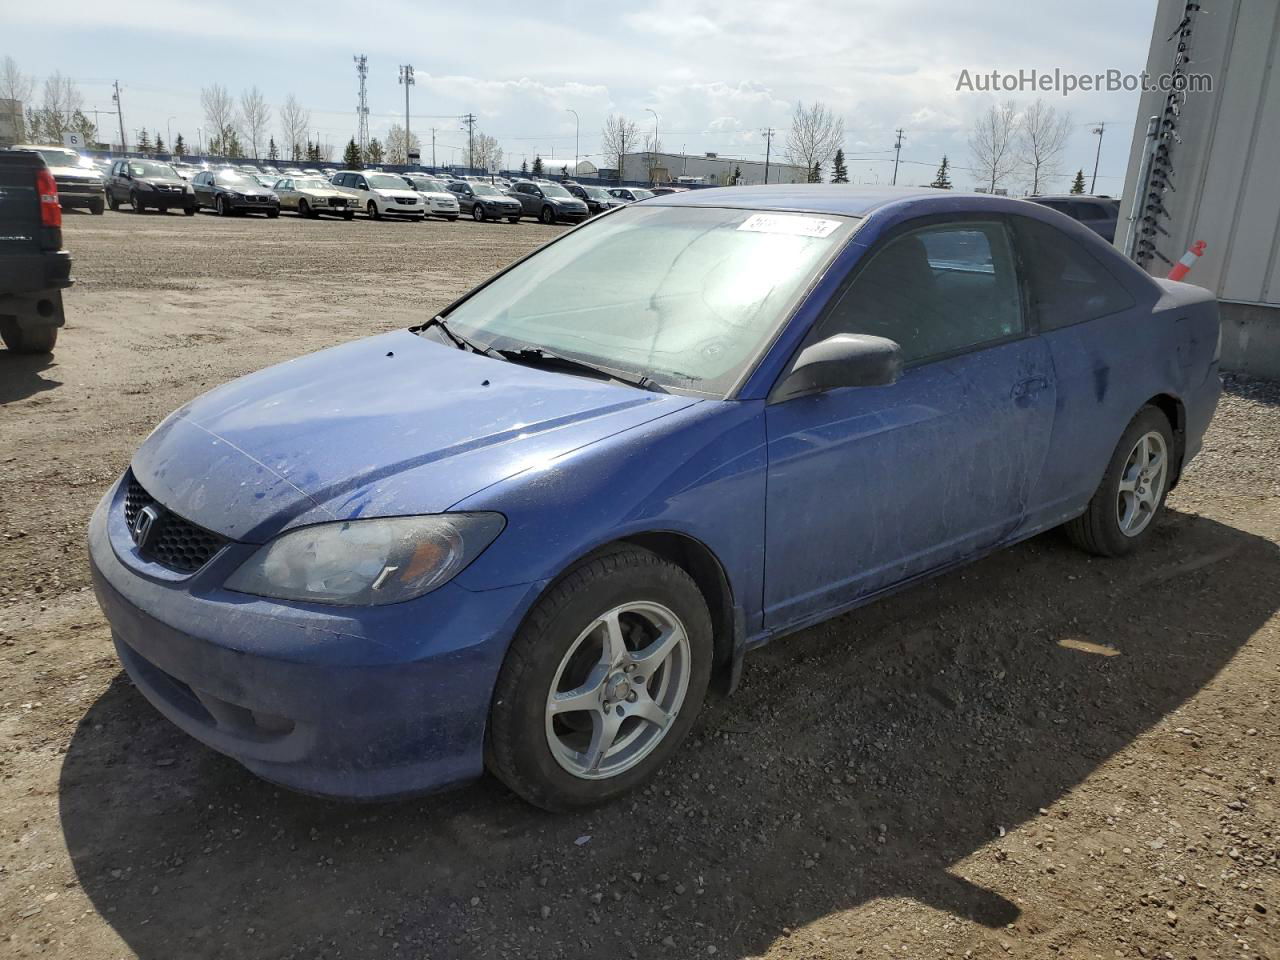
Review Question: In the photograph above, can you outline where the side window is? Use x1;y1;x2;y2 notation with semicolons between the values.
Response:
1013;216;1136;331
820;221;1023;365
1070;201;1104;221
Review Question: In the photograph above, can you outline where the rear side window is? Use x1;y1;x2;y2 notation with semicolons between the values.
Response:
1014;216;1135;331
820;221;1023;365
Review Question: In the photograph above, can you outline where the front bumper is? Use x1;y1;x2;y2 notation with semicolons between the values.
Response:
229;196;279;213
55;181;105;207
88;475;540;799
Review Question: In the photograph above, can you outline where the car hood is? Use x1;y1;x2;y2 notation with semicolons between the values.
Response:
374;189;417;200
131;329;698;542
49;164;101;179
420;191;458;202
140;176;185;186
299;188;348;198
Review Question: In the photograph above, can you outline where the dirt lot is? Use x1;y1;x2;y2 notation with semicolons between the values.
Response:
2;209;1278;960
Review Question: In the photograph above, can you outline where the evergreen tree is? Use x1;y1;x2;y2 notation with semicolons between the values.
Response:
808;161;822;183
224;130;243;158
308;141;322;162
733;164;742;185
1070;169;1086;194
154;134;165;154
531;155;544;176
173;133;186;157
70;110;97;147
342;137;363;169
831;148;849;183
365;138;384;164
560;165;568;178
267;138;278;161
930;155;953;190
138;128;152;153
520;159;528;175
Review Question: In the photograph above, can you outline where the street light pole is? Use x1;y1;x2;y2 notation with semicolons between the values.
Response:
566;108;579;176
399;65;415;166
1090;122;1106;194
166;116;176;153
645;108;658;184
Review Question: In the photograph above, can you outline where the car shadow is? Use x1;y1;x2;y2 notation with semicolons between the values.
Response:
0;350;61;403
58;510;1279;958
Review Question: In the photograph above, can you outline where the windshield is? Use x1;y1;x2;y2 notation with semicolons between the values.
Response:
443;206;857;394
367;174;407;190
295;178;328;190
630;188;655;200
541;183;572;198
472;183;504;196
130;160;179;178
410;178;447;192
584;187;611;200
215;171;255;186
34;148;81;168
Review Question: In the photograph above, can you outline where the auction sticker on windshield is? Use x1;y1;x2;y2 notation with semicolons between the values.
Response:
737;213;842;238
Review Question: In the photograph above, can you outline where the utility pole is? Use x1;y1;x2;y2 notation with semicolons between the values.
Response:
1090;122;1106;194
891;128;904;185
353;54;370;157
566;108;579;176
112;80;126;153
645;108;659;184
430;128;436;169
461;113;476;170
399;65;415;165
762;128;774;184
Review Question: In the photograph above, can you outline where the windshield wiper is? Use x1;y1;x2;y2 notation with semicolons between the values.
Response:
418;315;498;356
494;346;663;392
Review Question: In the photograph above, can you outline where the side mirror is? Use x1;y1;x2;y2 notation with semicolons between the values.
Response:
773;334;902;402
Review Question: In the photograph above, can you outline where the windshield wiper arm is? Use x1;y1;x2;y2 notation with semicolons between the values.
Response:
418;316;498;356
494;346;663;392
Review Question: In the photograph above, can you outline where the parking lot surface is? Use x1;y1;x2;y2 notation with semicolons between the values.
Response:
2;210;1278;959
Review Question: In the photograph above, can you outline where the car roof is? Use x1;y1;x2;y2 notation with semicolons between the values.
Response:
1030;194;1115;202
647;184;976;217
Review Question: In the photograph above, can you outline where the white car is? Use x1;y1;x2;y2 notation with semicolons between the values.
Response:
330;170;424;220
400;175;460;221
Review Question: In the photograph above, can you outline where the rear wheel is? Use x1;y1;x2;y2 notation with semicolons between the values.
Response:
1065;406;1175;557
0;320;57;355
487;547;713;811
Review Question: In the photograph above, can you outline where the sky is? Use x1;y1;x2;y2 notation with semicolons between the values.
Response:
4;0;1158;192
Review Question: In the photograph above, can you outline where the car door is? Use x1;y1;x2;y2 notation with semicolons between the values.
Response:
762;216;1057;629
192;172;210;207
276;179;294;209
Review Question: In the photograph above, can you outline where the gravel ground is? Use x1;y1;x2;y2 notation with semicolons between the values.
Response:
1;210;1278;960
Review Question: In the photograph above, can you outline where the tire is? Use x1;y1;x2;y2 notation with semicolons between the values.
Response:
183;206;196;217
508;217;521;224
1064;405;1175;557
487;546;713;811
130;192;144;213
298;199;311;218
216;195;231;217
0;319;57;355
107;192;120;211
472;204;486;222
267;209;279;219
445;215;458;221
90;199;105;215
539;205;556;225
367;200;381;220
343;212;354;221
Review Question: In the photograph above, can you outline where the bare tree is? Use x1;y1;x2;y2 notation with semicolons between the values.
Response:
600;114;638;184
1016;99;1072;195
470;131;502;172
969;100;1020;193
385;123;422;165
0;56;34;142
784;101;845;173
642;131;663;183
239;86;271;160
278;94;310;161
38;71;83;141
201;84;238;154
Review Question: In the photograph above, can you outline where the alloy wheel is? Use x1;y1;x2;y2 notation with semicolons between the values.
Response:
545;601;691;780
1116;430;1168;537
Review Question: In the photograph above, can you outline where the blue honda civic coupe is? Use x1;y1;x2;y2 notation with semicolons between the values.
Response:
89;185;1221;810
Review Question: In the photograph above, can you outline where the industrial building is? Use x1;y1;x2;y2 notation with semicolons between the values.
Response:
1119;0;1280;378
618;151;809;186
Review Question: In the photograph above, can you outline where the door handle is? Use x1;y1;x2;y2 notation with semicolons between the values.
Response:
1011;376;1049;399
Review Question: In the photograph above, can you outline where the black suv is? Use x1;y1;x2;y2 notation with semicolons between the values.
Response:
0;150;72;353
106;158;197;214
1026;195;1121;243
562;181;625;215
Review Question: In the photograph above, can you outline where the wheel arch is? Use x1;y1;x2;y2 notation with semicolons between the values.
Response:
1144;392;1187;487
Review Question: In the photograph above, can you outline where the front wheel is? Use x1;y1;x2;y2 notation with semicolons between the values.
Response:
342;212;354;221
539;205;556;225
216;195;231;217
472;204;486;222
267;209;279;219
298;199;311;218
183;206;197;216
1065;406;1175;557
107;192;120;211
507;217;521;224
367;200;381;220
90;199;105;215
130;192;145;213
444;215;459;221
0;319;57;354
487;547;713;811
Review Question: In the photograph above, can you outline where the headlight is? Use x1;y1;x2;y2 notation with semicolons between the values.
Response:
224;513;505;606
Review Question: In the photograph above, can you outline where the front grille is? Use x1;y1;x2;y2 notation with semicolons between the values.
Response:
123;475;229;573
